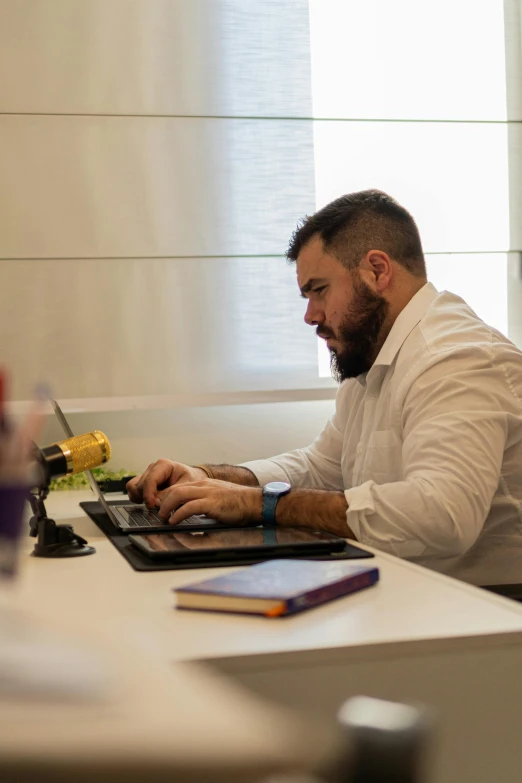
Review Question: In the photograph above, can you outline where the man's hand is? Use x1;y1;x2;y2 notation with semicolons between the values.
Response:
128;464;353;539
126;460;207;509
158;479;263;526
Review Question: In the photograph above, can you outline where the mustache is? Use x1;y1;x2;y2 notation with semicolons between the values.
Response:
316;326;335;340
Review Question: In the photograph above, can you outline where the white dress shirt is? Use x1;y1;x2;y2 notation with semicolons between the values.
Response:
243;283;522;586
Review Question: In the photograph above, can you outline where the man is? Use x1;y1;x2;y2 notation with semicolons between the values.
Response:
127;190;522;586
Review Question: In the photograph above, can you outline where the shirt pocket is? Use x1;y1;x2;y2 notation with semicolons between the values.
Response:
360;429;403;484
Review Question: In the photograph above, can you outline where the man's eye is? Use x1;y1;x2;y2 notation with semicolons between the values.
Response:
313;286;326;295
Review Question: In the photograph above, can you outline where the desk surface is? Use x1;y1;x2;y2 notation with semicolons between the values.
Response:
8;490;522;783
18;491;522;669
1;491;343;782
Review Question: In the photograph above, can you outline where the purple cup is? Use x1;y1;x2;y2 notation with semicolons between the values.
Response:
0;484;30;577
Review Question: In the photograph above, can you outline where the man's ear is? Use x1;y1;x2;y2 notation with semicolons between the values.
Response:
362;250;393;292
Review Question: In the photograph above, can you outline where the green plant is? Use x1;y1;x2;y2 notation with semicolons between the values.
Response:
49;467;131;491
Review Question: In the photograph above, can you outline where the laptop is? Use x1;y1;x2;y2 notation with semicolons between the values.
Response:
50;399;221;533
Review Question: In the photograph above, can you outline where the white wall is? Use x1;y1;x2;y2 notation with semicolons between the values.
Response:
0;0;322;402
0;0;332;464
39;400;336;474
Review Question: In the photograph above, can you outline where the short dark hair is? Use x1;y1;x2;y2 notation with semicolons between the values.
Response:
286;189;426;278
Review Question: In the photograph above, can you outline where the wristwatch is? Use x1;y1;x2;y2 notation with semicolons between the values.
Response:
262;481;291;524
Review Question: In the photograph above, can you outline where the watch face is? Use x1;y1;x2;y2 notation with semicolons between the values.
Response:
264;481;291;495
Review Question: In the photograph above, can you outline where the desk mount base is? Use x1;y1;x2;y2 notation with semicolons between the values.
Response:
29;492;95;558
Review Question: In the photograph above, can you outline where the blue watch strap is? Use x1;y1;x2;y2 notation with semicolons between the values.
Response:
261;482;291;524
262;527;279;545
262;492;279;525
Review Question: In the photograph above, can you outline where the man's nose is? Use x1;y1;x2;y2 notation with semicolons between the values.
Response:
304;299;323;326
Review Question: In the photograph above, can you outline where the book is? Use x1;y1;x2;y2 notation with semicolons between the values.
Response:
174;559;379;617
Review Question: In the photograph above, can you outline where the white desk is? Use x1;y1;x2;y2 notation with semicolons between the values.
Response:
9;491;522;783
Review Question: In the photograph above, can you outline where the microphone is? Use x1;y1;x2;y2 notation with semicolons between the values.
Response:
37;431;111;485
29;431;111;559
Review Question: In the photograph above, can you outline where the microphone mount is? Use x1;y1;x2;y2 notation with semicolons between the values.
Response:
28;472;95;559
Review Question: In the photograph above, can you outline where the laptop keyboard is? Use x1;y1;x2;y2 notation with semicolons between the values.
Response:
123;507;207;528
124;508;164;527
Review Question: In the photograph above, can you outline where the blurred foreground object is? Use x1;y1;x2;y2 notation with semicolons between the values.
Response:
0;484;30;578
329;696;432;783
0;627;339;782
0;375;45;578
0;611;112;702
267;696;432;783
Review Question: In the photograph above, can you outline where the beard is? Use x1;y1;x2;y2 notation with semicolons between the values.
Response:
317;275;389;382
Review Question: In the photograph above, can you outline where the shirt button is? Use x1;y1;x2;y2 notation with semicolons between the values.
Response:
356;444;362;455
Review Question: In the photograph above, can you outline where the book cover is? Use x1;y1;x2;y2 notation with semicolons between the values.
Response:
174;559;379;616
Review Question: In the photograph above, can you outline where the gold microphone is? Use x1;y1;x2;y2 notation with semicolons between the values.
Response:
38;431;111;480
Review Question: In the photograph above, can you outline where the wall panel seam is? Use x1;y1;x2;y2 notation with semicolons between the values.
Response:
1;251;520;262
0;112;520;124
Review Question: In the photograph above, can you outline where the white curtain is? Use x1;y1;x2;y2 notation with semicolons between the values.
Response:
0;0;321;402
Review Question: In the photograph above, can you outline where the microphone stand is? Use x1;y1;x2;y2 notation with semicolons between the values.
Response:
28;480;95;558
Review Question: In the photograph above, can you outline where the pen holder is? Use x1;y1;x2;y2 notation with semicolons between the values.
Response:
0;483;30;579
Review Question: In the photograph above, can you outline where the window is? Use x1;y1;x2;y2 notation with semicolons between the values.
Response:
310;0;517;375
1;1;520;405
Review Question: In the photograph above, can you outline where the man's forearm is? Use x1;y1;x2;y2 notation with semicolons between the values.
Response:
276;488;354;539
195;466;354;538
197;463;260;486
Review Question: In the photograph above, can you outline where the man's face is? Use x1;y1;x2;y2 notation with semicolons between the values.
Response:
297;236;389;381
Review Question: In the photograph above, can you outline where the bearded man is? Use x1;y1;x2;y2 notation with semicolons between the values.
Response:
127;190;522;587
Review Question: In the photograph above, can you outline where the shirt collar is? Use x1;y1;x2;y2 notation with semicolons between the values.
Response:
355;282;438;388
374;282;438;368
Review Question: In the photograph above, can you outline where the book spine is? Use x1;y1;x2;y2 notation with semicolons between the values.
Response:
284;569;379;615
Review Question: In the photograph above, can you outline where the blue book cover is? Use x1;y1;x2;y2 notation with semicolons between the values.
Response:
175;559;379;616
